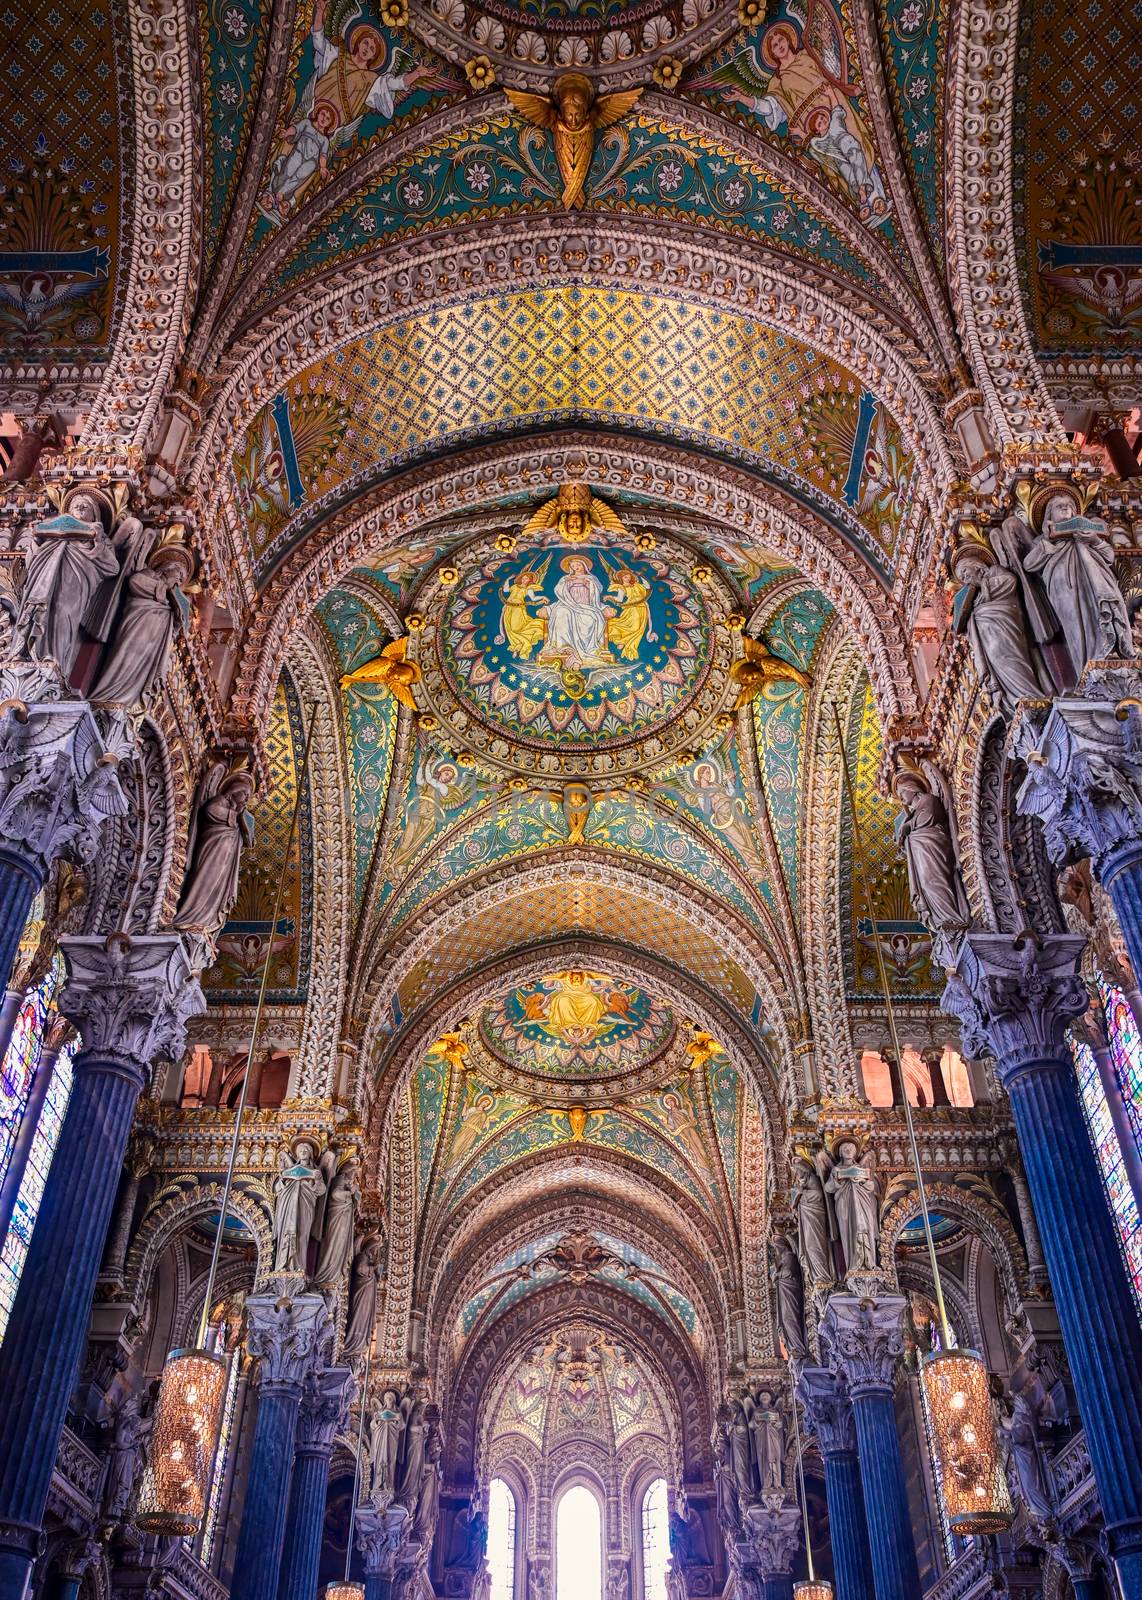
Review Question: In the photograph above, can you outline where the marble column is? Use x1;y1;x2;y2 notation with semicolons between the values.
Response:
0;934;202;1600
230;1295;334;1600
356;1504;415;1600
944;933;1142;1597
0;689;128;995
820;1297;921;1600
798;1368;875;1600
742;1505;800;1600
277;1364;355;1600
1013;687;1142;989
52;1538;101;1600
0;1014;71;1241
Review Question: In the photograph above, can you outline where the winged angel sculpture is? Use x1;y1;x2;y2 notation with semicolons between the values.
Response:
505;75;643;210
690;0;888;222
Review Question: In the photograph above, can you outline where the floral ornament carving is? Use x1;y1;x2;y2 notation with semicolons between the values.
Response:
940;931;1088;1085
820;1293;906;1394
244;1293;335;1391
58;933;206;1075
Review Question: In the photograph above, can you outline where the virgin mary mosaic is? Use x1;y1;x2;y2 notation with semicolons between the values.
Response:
440;537;711;748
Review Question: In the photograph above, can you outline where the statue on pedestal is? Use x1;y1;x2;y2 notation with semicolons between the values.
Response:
343;1231;384;1356
13;496;119;674
769;1232;808;1359
950;542;1051;716
90;538;195;707
823;1139;881;1276
893;757;970;933
789;1152;834;1288
1023;494;1131;675
271;1139;326;1275
174;759;256;933
312;1153;360;1286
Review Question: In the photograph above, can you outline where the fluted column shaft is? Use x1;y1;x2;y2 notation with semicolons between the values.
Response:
0;859;39;1003
277;1365;354;1600
820;1298;921;1600
945;934;1142;1598
0;934;202;1600
764;1578;793;1600
1102;841;1142;995
230;1296;333;1600
798;1368;874;1600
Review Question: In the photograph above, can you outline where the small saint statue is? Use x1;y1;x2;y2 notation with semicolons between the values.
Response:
271;1140;326;1275
174;760;256;933
824;1139;881;1276
12;495;119;674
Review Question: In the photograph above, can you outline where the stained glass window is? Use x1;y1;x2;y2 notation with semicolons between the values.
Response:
1100;980;1142;1146
0;954;75;1338
641;1479;669;1600
557;1485;602;1600
1070;1033;1142;1312
488;1477;517;1600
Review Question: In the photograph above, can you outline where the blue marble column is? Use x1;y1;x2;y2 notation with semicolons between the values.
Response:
230;1296;334;1600
0;693;128;996
820;1297;921;1600
944;932;1142;1600
798;1368;875;1600
1013;687;1142;991
0;935;202;1600
277;1365;355;1600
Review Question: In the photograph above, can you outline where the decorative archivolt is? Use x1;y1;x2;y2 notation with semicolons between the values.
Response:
75;0;200;448
83;716;179;942
121;1181;273;1313
197;102;950;378
878;1182;1030;1309
424;1187;730;1391
943;0;1063;443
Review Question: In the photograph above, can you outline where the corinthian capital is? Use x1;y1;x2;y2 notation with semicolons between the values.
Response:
741;1504;801;1578
796;1366;856;1457
820;1294;906;1395
58;933;205;1074
355;1503;413;1578
0;695;127;880
1013;687;1142;872
296;1364;355;1453
941;932;1088;1083
245;1293;334;1393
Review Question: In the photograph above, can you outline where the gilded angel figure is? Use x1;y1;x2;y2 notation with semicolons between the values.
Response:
505;74;643;209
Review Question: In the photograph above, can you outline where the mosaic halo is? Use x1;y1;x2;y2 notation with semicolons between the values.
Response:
412;526;735;779
476;968;680;1100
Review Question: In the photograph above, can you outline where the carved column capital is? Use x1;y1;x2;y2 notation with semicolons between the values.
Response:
941;932;1088;1083
58;934;205;1076
245;1293;334;1395
796;1365;856;1457
741;1504;801;1578
1013;685;1142;872
355;1503;413;1579
0;693;128;881
820;1294;906;1396
296;1364;355;1454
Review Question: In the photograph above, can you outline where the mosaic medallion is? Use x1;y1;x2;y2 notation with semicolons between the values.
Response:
413;527;735;779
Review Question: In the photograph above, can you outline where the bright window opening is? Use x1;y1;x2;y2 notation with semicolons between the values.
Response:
641;1479;669;1600
488;1478;517;1600
557;1484;602;1600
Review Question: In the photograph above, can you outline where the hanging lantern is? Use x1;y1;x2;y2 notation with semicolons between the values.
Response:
326;1584;365;1600
795;1582;834;1600
135;1347;227;1536
921;1348;1013;1534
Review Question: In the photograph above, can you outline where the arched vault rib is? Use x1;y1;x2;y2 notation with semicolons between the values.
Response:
227;435;921;733
447;1280;714;1487
199;98;949;371
424;1185;731;1389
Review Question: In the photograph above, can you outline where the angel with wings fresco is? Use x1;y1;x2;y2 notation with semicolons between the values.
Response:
693;0;887;223
261;0;450;220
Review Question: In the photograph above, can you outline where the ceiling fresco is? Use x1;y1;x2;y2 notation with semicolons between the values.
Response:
0;0;124;363
237;108;882;314
1014;0;1142;354
228;288;920;586
199;0;271;276
479;970;675;1081
877;0;946;255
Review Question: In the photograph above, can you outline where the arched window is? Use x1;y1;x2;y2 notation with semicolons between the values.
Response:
640;1479;669;1600
1069;1027;1142;1311
488;1478;517;1600
556;1484;602;1600
0;952;77;1338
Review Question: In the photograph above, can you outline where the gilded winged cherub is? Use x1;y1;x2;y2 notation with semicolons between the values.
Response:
505;75;643;210
341;636;420;710
730;635;810;709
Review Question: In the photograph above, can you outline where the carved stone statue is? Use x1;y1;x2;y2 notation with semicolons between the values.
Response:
90;541;194;706
893;766;970;932
412;1428;441;1543
744;1391;784;1494
991;510;1059;653
823;1140;881;1275
343;1232;384;1356
102;1391;151;1521
713;1422;740;1537
369;1389;406;1501
769;1232;808;1358
1023;495;1131;675
396;1399;432;1508
173;760;256;933
312;1156;360;1286
789;1154;834;1288
951;545;1050;716
13;496;119;673
1002;1392;1053;1521
271;1141;326;1274
84;513;154;644
725;1398;754;1499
